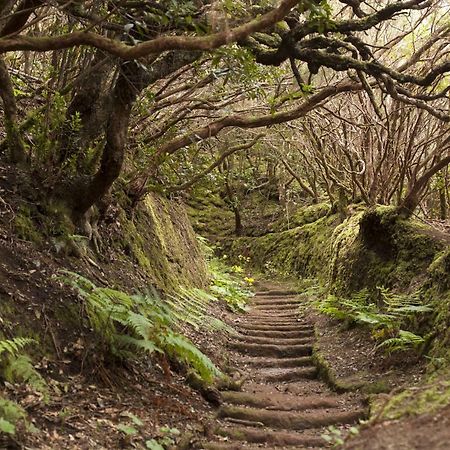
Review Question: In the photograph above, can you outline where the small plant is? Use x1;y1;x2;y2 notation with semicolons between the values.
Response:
62;271;223;383
316;287;431;354
0;338;48;398
377;330;425;354
208;258;252;312
4;355;48;397
146;426;180;449
321;424;359;447
0;337;36;358
0;397;27;436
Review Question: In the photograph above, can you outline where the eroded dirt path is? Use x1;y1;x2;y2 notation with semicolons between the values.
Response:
203;289;366;449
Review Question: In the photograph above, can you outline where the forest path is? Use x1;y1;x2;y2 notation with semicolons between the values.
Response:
202;289;367;449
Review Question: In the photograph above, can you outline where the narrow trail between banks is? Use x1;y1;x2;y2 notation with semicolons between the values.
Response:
202;288;367;449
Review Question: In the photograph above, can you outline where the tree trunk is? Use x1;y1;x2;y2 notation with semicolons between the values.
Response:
398;152;450;219
0;57;27;164
439;169;447;220
0;0;43;164
233;206;243;236
58;50;114;164
69;62;147;220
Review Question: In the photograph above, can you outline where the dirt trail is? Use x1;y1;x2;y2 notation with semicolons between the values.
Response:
202;289;366;449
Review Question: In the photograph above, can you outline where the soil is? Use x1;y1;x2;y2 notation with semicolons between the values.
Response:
341;405;450;450
0;221;219;449
310;314;427;392
0;163;227;449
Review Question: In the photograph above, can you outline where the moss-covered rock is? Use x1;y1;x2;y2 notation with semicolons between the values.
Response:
118;193;208;290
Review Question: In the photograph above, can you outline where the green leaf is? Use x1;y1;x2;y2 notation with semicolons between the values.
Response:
146;439;165;450
120;412;143;427
117;424;138;436
0;418;16;435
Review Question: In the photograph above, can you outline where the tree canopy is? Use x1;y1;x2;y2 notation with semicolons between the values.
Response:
0;0;449;224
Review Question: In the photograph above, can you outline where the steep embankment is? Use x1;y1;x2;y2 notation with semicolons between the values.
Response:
0;161;223;449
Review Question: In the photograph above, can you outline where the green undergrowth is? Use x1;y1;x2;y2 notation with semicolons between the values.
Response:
0;397;28;436
198;235;253;313
371;368;450;421
0;338;48;436
62;271;225;384
316;288;432;354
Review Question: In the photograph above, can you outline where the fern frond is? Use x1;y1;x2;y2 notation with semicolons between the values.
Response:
126;312;154;339
164;332;222;384
4;355;48;398
0;338;36;358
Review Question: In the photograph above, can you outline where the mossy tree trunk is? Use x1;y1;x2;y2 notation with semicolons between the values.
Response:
57;50;114;165
0;0;43;164
69;61;149;220
0;57;27;164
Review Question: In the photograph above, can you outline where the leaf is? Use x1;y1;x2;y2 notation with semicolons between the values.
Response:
117;424;138;436
0;418;16;435
120;412;143;427
146;439;165;450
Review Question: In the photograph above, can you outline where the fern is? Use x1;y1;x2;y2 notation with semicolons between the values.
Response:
0;338;36;359
4;355;48;398
62;271;223;383
164;333;221;384
316;288;430;354
377;330;425;354
0;397;26;436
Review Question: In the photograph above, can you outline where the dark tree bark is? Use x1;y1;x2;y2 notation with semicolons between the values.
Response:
69;61;149;220
1;0;42;37
58;50;114;164
69;51;201;219
0;57;27;163
0;0;43;163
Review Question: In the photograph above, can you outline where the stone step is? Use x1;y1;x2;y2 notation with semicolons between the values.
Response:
218;405;366;431
255;290;299;297
240;318;308;325
215;426;327;447
238;323;313;332
255;366;318;383
222;390;341;411
251;298;301;308
252;303;300;311
235;334;313;346
202;442;324;450
228;342;313;358
239;329;314;339
248;311;299;318
240;355;314;368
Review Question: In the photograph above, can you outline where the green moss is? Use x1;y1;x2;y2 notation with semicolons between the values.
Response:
14;206;43;245
119;194;208;290
428;248;450;291
373;373;450;420
230;213;338;280
272;202;331;231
